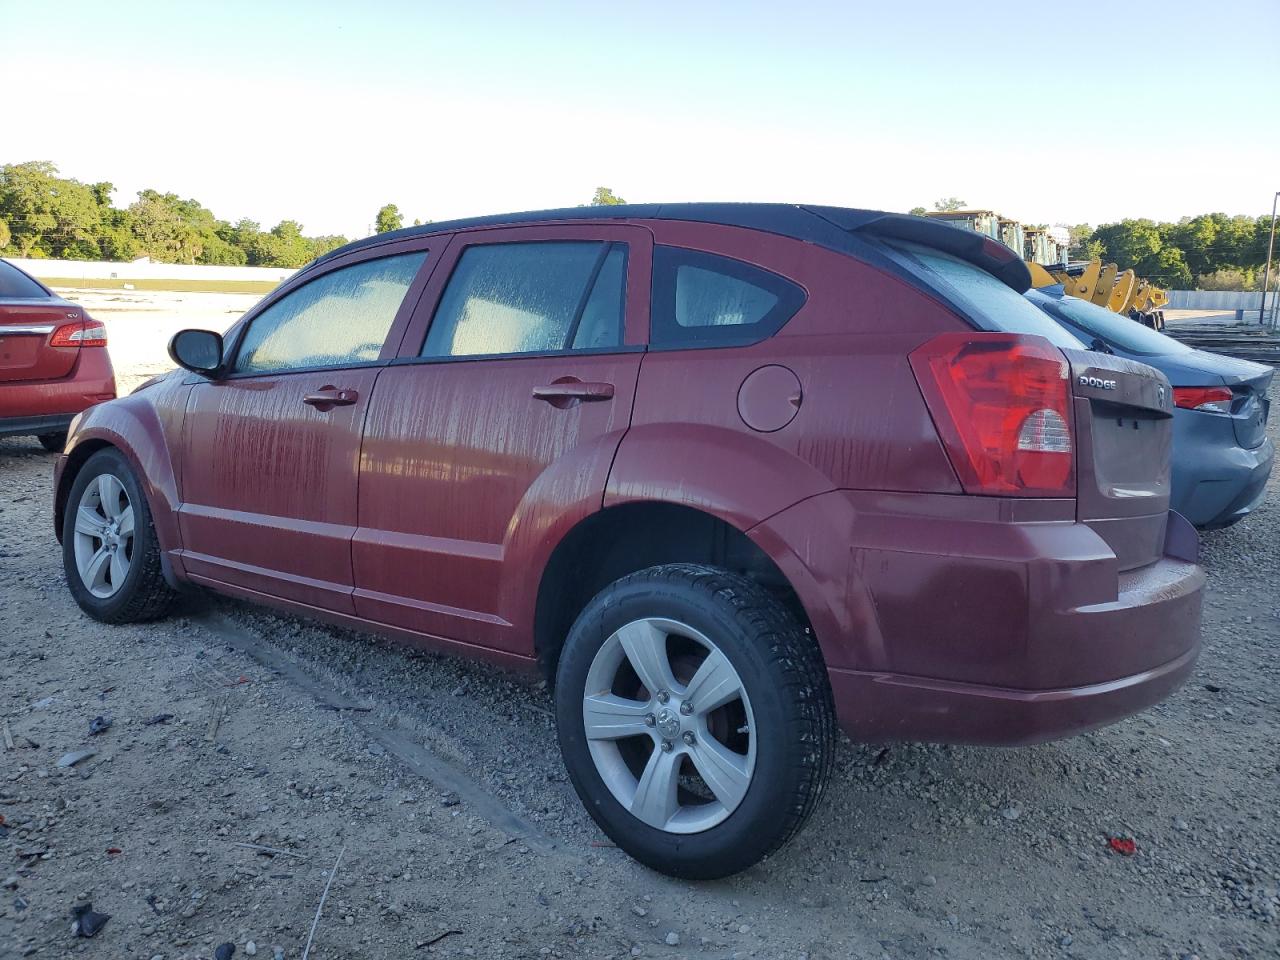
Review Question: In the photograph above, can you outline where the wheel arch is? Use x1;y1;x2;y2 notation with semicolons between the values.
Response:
53;399;184;561
532;500;820;682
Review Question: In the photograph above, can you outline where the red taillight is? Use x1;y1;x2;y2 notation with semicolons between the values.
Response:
1173;386;1232;414
910;332;1075;497
49;319;108;348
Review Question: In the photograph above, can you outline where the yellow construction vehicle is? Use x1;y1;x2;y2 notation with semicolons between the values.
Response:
1025;259;1168;329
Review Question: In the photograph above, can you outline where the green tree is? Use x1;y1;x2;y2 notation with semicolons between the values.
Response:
1091;219;1164;274
908;206;928;216
375;203;403;234
589;187;626;206
0;161;104;258
0;217;9;250
308;234;349;259
933;197;967;212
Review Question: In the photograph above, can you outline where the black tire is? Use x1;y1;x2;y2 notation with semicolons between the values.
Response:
555;563;835;879
37;432;67;452
62;447;177;624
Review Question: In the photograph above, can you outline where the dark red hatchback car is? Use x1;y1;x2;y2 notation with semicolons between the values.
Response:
52;205;1203;878
1;258;115;450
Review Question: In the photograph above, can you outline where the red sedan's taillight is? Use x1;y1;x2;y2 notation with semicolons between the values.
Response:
910;332;1075;497
1173;386;1232;414
49;319;108;348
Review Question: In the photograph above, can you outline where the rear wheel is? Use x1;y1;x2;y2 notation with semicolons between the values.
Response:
62;448;177;623
37;432;67;452
555;563;835;879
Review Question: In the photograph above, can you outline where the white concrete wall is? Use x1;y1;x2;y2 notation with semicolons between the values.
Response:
5;256;295;283
1165;290;1265;310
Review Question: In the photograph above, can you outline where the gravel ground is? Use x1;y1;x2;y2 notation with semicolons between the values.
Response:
1;381;1277;960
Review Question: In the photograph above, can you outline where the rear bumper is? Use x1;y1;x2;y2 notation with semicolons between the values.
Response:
828;558;1202;745
0;413;76;439
751;490;1204;747
0;347;116;425
1173;436;1273;530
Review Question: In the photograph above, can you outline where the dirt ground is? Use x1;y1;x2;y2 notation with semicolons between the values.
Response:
1;292;1278;960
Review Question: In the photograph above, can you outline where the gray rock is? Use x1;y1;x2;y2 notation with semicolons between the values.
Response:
57;749;95;768
664;931;680;946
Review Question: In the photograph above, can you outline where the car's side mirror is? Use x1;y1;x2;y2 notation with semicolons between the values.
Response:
168;329;224;375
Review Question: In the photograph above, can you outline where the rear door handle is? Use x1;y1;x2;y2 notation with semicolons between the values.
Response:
302;386;359;410
532;379;615;408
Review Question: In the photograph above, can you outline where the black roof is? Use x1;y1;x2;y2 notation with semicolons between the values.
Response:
307;203;1032;291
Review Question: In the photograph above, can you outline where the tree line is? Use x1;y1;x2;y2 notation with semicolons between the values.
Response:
3;164;1273;290
912;198;1277;291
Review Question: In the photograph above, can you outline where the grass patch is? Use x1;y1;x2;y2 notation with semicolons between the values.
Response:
37;277;280;295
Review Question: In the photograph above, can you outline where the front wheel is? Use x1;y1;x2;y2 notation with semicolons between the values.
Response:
555;563;835;879
62;448;177;623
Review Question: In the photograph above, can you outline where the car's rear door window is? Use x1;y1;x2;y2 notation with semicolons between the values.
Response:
421;241;626;358
1039;292;1191;356
234;251;427;374
650;246;806;348
889;243;1084;349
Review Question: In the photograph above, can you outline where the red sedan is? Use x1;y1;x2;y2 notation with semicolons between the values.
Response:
0;259;116;451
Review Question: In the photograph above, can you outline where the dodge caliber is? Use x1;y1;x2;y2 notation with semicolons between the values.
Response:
52;204;1204;878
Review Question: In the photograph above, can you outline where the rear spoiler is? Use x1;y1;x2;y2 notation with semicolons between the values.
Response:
803;207;1033;293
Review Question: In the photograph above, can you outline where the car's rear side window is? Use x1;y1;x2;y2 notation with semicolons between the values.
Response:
650;246;806;348
889;243;1084;350
0;260;49;299
1038;292;1191;356
234;251;426;374
422;241;626;358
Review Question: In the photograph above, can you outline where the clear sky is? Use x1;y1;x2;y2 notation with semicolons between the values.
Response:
4;0;1277;238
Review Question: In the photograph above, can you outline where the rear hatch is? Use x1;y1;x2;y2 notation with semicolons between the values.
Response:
0;300;84;383
1065;349;1174;570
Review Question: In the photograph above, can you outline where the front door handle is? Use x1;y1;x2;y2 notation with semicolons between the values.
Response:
302;386;359;411
532;379;615;409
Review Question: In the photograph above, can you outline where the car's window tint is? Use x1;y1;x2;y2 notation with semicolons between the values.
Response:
889;243;1084;350
1035;291;1191;355
423;241;624;358
650;246;805;347
0;260;48;298
234;252;426;374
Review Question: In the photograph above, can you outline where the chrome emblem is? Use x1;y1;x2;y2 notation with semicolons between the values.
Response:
1078;375;1117;390
655;708;681;740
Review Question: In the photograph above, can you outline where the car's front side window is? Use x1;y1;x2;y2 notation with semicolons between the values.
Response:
422;241;626;358
234;251;427;374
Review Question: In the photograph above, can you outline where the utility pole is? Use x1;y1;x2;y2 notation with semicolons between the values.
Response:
1260;191;1279;325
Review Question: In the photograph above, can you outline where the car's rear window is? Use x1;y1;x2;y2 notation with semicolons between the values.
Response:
888;243;1084;350
0;260;49;299
1035;291;1191;356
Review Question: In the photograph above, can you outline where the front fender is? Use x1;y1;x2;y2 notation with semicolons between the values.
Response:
56;377;192;560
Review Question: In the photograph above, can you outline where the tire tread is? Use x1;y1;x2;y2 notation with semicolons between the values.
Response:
582;562;836;869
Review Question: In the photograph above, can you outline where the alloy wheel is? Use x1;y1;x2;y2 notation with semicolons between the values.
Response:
581;617;756;834
73;473;135;599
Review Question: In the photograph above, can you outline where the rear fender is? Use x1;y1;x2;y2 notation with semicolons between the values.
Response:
497;428;631;636
604;422;834;531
